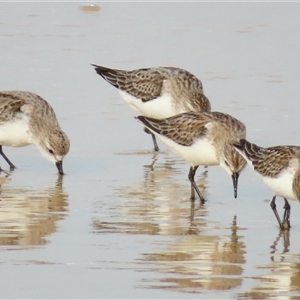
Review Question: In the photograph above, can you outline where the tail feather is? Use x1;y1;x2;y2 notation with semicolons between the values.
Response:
91;64;122;88
135;116;163;135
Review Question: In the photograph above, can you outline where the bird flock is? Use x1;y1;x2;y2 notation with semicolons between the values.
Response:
0;64;299;231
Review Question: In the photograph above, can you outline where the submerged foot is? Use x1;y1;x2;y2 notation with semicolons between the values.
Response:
281;219;291;231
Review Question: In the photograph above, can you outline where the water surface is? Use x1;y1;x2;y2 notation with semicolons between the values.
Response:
0;2;300;298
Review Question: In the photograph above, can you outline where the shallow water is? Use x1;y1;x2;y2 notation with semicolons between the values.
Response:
1;2;300;298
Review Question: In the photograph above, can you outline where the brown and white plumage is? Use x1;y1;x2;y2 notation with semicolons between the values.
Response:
92;64;211;151
136;111;247;202
234;139;300;230
0;91;70;174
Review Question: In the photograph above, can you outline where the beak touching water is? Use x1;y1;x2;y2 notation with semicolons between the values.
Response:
56;161;64;175
232;172;239;198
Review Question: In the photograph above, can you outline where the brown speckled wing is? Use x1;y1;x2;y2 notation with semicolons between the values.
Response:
137;112;209;146
241;139;297;177
0;92;25;123
0;91;57;121
92;65;163;102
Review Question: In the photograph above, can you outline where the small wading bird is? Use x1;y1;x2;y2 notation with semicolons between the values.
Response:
92;64;211;151
0;91;70;174
136;111;247;203
234;138;300;230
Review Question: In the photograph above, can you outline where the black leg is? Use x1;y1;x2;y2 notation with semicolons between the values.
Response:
270;196;290;230
270;196;282;228
188;166;197;201
150;133;159;152
188;166;205;204
0;146;15;170
282;198;291;229
144;127;159;152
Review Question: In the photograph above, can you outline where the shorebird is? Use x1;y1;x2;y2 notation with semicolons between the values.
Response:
234;139;300;230
136;111;247;202
0;91;70;174
92;64;211;151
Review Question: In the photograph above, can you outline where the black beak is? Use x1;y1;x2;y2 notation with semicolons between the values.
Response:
232;172;239;198
56;161;64;175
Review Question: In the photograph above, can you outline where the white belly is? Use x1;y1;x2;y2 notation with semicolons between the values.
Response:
118;90;185;119
0;116;31;147
262;168;297;200
158;135;219;167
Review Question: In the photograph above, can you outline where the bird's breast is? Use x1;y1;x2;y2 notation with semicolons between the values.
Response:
118;90;185;119
262;166;297;200
0;115;31;147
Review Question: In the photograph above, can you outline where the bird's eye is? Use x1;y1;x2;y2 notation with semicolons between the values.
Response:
48;149;54;154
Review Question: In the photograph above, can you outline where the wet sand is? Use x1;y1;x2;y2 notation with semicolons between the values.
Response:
0;2;300;298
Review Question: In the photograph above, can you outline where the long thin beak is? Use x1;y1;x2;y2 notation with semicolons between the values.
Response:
232;172;239;198
56;161;64;175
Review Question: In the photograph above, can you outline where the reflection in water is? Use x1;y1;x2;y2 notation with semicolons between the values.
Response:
94;152;209;236
239;231;300;299
270;230;290;261
0;175;68;246
137;215;246;293
93;152;246;294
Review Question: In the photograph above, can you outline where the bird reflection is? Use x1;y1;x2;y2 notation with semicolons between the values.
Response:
238;229;300;299
143;151;159;172
0;171;12;193
270;230;290;261
142;152;209;203
93;152;248;294
93;151;209;236
0;175;68;246
136;215;246;293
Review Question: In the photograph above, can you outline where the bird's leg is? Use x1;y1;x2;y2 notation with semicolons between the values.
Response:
0;146;15;170
151;133;159;152
270;196;282;228
270;196;288;230
188;166;205;204
188;166;197;202
144;127;159;152
282;198;291;230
